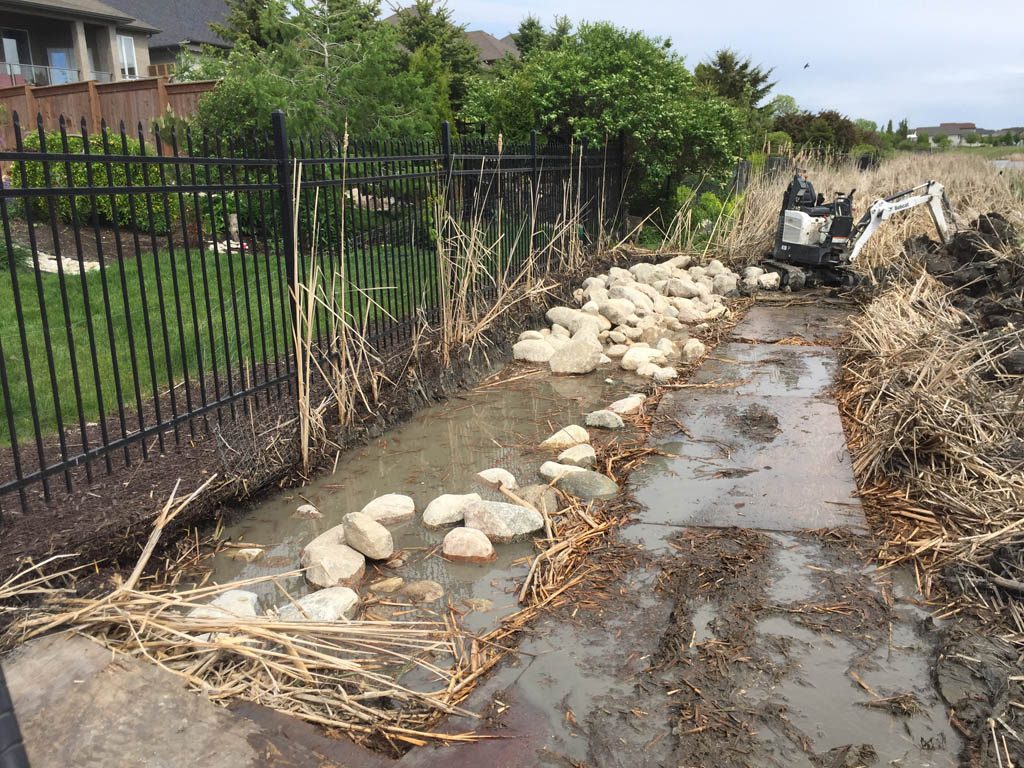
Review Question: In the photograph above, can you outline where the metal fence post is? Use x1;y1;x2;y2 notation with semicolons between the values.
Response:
271;110;297;324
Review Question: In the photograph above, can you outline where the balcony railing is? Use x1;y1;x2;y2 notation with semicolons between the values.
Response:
1;62;81;87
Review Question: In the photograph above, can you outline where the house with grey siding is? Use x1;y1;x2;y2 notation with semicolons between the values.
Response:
0;0;157;86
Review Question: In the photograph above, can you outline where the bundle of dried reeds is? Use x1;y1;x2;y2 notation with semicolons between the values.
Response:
840;273;1024;641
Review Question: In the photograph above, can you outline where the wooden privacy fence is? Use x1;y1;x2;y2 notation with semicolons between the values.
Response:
0;78;217;149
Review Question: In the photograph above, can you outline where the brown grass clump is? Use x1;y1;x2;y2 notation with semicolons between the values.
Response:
840;272;1024;642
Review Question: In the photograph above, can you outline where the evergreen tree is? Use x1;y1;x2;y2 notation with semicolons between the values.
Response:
395;0;480;112
210;0;293;48
512;15;547;57
694;49;775;109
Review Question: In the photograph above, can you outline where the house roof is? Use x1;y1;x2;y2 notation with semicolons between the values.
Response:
383;8;519;63
465;30;517;62
0;0;158;32
104;0;230;48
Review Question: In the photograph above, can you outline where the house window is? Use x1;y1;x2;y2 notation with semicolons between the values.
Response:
47;48;76;84
1;28;32;81
117;34;137;79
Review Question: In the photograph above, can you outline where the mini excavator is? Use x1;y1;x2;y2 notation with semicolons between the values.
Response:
764;171;956;288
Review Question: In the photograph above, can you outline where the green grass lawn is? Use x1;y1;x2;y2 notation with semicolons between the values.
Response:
0;239;441;446
950;145;1024;160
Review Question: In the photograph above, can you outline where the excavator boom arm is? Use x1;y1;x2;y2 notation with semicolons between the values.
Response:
846;181;954;263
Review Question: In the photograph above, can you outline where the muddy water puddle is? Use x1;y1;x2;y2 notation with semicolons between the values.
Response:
206;369;643;629
748;535;958;765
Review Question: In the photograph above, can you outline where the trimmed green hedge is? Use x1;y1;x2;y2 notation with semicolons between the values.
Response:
12;132;179;235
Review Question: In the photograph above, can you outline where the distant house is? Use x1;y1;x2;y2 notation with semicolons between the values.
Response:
464;30;517;65
0;0;158;86
911;121;1022;146
107;0;230;76
383;8;519;66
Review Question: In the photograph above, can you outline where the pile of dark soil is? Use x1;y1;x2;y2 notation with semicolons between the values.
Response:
908;212;1024;340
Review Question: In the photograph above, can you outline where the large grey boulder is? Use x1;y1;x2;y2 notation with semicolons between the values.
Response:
558;443;597;468
548;335;602;375
607;393;646;414
555;469;620;500
189;589;259;620
476;467;518;489
342;512;394;560
665;277;702;299
546;306;609;335
442;527;496;563
464;500;544;543
682;338;706;363
360;493;415;525
597;298;636;325
585;409;625;429
301;539;366;589
278;587;359;622
539;461;586;482
517;484;561;514
608;284;655;313
712;273;739;296
620;346;668;371
422;492;481;528
513;338;556;363
539;425;589;449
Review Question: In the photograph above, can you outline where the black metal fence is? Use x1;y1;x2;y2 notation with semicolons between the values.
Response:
0;110;622;514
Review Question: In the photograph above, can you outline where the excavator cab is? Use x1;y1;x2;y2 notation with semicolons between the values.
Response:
768;173;857;286
763;175;955;290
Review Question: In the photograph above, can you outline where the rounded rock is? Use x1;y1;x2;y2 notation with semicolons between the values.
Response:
476;467;518;489
442;527;496;563
342;512;395;560
423;492;482;528
360;493;416;525
539;425;590;449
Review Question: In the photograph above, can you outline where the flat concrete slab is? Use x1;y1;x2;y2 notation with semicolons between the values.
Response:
633;391;865;532
5;633;379;768
691;343;836;399
731;301;852;343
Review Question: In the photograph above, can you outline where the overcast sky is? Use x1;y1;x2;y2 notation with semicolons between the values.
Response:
445;0;1023;129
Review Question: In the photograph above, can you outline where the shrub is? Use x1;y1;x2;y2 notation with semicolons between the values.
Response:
12;132;179;234
765;130;792;154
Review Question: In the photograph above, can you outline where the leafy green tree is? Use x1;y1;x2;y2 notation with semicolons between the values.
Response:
512;15;548;57
886;119;894;135
916;131;930;148
854;118;878;134
767;94;799;119
897;118;909;138
773;110;859;152
394;0;480;112
191;0;444;142
963;132;979;145
694;49;776;109
462;22;745;210
934;134;951;150
765;130;792;154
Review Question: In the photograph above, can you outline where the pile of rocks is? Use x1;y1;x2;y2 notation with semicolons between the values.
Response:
512;255;769;379
258;390;648;623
